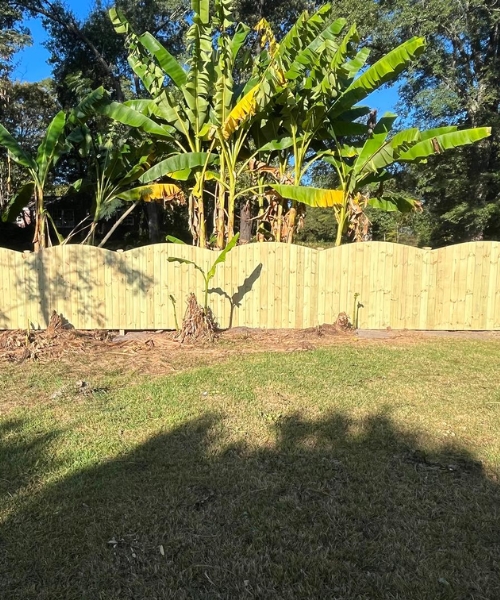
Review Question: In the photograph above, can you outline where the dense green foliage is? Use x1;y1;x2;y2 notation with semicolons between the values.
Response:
0;0;497;249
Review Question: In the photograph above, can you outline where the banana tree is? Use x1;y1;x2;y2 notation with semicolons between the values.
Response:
251;9;428;243
273;122;492;245
0;111;68;250
201;2;347;246
110;0;297;248
109;4;216;247
68;80;217;245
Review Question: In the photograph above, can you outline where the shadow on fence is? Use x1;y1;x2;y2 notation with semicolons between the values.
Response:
0;248;156;329
209;262;263;328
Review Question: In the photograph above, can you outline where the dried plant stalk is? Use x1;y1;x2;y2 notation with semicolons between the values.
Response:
176;293;217;344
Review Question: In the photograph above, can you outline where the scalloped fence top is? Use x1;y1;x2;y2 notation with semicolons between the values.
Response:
0;241;499;331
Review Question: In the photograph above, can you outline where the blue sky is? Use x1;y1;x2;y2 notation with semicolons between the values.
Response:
12;1;400;115
12;0;92;82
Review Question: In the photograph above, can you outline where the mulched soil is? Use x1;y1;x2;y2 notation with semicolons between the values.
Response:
1;310;499;375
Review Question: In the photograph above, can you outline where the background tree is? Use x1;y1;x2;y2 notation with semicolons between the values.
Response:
0;79;58;215
0;2;30;79
387;0;500;245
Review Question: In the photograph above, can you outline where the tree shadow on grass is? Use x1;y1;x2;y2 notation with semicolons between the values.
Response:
1;411;500;599
0;418;62;501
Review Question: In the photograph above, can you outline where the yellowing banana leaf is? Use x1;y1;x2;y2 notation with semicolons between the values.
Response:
271;184;345;207
222;85;259;139
118;183;183;203
255;18;278;57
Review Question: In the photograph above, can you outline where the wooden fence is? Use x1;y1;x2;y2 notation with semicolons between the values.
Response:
1;241;500;331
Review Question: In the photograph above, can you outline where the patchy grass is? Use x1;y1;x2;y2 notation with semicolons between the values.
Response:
1;339;500;599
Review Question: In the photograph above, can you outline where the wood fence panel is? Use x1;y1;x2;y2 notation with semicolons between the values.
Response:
1;241;500;331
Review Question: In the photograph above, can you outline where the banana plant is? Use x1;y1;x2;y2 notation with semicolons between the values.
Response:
66;127;187;244
110;4;216;247
110;0;295;248
0;111;69;250
260;6;490;245
273;122;492;245
167;233;240;310
253;10;427;243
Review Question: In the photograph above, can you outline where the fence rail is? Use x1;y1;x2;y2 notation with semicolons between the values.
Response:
1;241;500;331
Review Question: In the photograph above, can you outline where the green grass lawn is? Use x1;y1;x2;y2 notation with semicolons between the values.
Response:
1;339;500;599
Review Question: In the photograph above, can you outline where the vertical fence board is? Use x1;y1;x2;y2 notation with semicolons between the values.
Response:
486;243;500;329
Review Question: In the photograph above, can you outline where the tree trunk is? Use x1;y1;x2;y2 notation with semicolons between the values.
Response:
146;203;161;244
240;202;252;243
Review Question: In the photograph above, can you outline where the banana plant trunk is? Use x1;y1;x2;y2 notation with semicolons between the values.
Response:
335;204;348;246
215;183;226;249
227;170;237;240
216;151;227;249
33;186;46;252
287;202;297;243
198;195;206;248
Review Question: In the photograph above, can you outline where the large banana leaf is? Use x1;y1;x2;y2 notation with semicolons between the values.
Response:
286;17;346;80
96;102;173;138
351;127;422;185
139;32;187;88
184;0;212;136
117;183;183;202
69;86;107;122
2;182;35;223
399;127;491;162
214;33;235;127
139;152;216;183
0;123;37;171
36;110;67;184
271;184;344;207
331;37;426;115
368;195;421;213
